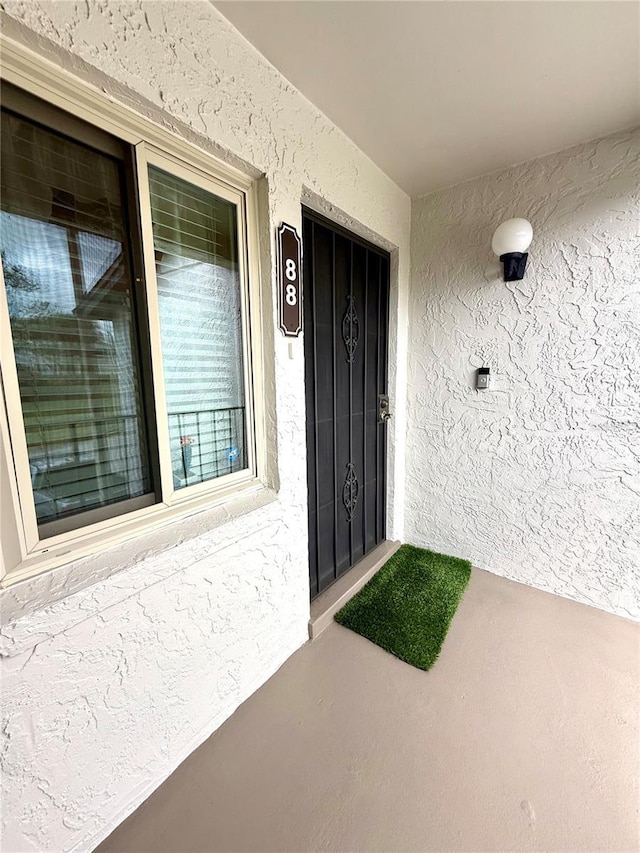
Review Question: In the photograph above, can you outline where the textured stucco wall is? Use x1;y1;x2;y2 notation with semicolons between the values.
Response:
0;3;410;851
407;128;640;620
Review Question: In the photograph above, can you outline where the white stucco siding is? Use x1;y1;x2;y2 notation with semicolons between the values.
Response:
0;3;411;851
407;128;640;621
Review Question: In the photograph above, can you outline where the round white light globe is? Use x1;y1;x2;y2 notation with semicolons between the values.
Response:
491;218;533;257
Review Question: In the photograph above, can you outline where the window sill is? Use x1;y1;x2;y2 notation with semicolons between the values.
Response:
0;483;278;639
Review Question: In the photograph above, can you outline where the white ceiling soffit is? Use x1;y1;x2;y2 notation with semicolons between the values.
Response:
214;1;640;197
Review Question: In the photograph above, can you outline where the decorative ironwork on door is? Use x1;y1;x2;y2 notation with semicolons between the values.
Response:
342;462;359;522
342;294;360;363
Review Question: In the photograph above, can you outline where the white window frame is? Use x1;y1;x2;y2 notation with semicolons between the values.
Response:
0;37;267;586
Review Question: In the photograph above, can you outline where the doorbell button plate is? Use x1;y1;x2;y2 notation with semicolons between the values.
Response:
476;367;490;389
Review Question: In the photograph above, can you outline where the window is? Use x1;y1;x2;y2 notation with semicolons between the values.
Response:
0;80;264;582
1;104;155;537
148;166;247;490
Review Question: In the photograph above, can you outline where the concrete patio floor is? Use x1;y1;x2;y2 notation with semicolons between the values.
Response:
98;567;639;853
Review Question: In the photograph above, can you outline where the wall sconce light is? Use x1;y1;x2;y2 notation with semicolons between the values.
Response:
492;218;533;281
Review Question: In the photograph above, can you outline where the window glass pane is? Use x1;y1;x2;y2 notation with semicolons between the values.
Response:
148;166;247;489
0;110;153;528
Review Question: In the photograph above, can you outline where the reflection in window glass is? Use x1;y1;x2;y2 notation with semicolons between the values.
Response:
148;166;247;489
0;110;153;527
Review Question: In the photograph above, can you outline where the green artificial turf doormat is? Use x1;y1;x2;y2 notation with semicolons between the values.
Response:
334;544;471;670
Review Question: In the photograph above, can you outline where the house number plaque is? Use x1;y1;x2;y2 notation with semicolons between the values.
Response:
277;222;302;337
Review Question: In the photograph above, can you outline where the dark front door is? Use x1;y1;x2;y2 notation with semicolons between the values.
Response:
303;209;390;599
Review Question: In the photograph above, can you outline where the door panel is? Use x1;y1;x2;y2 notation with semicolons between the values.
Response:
304;210;390;599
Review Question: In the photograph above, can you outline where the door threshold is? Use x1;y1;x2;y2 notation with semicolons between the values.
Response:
308;540;401;639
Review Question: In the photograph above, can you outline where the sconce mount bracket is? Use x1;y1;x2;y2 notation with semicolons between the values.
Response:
499;251;528;282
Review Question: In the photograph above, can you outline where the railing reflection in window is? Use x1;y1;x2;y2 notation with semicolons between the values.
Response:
29;413;147;524
169;406;246;489
29;406;246;523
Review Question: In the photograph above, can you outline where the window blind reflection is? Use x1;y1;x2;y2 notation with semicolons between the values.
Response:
0;110;153;528
148;166;247;488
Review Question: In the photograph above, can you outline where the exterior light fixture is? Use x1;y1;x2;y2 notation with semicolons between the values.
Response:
492;218;533;281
